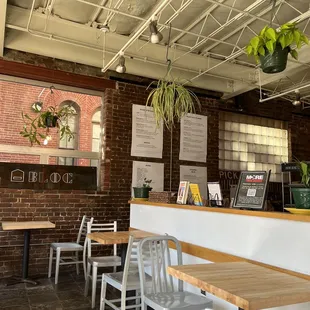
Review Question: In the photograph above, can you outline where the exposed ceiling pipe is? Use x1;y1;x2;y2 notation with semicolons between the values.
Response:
75;0;242;50
100;0;172;73
259;83;310;103
170;0;225;44
26;0;36;31
6;23;251;85
89;0;108;23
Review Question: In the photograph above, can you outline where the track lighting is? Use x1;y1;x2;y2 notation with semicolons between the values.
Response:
149;20;163;44
292;90;301;106
115;51;126;74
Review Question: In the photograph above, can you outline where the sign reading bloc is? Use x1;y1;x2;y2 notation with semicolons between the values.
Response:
233;170;270;210
0;163;97;190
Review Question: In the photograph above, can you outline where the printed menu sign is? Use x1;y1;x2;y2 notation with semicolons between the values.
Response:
131;105;163;158
179;114;207;163
233;171;270;209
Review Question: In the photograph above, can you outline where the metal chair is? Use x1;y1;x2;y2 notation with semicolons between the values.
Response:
99;235;152;310
84;221;122;309
137;235;213;310
48;215;94;284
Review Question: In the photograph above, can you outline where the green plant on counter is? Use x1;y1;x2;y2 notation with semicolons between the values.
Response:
246;23;309;73
143;178;152;188
296;160;310;187
20;105;75;146
146;78;201;130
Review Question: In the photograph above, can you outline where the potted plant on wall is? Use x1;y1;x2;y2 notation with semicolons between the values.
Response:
20;105;75;146
246;22;309;74
291;161;310;209
133;178;153;201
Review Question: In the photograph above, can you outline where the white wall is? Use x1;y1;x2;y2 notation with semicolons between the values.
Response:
130;203;310;310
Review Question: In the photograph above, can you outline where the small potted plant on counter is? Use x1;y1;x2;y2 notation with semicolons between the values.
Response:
246;22;309;74
133;178;153;201
20;105;75;146
291;161;310;209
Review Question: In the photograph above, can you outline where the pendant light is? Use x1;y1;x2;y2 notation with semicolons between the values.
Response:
115;51;126;74
292;90;301;106
149;18;163;44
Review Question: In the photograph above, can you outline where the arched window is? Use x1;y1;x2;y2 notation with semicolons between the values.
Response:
91;109;101;167
58;101;80;166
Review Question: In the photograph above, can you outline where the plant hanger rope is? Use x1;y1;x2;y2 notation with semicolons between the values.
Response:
269;0;277;27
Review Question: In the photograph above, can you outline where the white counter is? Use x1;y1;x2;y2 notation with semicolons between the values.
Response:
130;201;310;310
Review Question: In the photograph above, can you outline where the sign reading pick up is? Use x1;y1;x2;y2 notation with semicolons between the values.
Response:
233;171;270;210
0;163;97;190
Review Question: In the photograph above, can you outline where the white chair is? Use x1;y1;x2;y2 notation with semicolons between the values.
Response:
100;235;152;310
48;215;94;284
84;221;122;309
137;235;213;310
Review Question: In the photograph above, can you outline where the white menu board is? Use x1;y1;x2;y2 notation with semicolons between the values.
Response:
131;105;163;158
179;113;207;162
180;165;207;200
132;161;164;191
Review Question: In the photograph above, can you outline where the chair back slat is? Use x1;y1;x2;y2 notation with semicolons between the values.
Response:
77;215;94;243
138;235;183;297
84;221;117;258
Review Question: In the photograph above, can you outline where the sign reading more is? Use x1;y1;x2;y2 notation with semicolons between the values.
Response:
233;171;270;210
0;163;97;190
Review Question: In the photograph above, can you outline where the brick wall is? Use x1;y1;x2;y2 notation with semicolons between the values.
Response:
1;76;310;278
0;80;101;164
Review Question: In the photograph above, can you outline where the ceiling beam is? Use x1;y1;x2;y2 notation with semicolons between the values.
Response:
0;59;116;90
170;0;225;44
4;4;257;94
0;0;7;57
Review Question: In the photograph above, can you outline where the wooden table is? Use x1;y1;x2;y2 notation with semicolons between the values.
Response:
2;221;55;285
167;262;310;310
87;230;157;268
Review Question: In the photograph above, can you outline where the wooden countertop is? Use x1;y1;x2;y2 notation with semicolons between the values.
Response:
167;262;310;310
2;221;55;230
129;200;310;223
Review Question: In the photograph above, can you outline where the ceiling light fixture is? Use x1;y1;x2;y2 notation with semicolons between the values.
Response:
292;89;301;106
115;51;126;74
149;18;163;44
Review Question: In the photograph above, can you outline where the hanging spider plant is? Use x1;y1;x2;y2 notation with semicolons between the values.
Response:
146;77;201;130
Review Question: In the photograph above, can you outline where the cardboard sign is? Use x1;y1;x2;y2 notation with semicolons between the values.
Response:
0;163;97;190
233;171;270;209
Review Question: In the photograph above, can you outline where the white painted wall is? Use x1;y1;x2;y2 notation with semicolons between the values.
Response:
130;203;310;310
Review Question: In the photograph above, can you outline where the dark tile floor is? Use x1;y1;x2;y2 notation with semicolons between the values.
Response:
0;273;116;310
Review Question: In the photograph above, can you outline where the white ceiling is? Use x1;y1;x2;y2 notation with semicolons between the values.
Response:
1;0;310;100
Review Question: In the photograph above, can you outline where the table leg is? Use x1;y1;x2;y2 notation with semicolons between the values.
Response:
6;229;37;286
22;230;30;279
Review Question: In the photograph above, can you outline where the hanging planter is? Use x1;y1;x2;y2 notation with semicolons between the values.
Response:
146;78;201;130
246;23;309;74
43;112;59;128
21;105;75;146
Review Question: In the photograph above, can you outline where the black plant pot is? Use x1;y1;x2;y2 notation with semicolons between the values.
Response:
260;45;289;74
133;187;152;200
45;115;58;128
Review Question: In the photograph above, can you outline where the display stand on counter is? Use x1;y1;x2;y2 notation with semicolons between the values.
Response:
233;170;270;210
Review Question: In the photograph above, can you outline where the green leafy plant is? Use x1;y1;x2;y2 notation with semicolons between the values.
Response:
143;178;152;188
146;78;200;130
246;22;309;62
296;160;310;188
20;105;76;146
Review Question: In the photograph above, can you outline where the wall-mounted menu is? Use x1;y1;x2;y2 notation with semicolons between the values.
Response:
180;165;207;200
132;161;164;192
131;104;163;158
233;171;270;209
179;113;207;163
